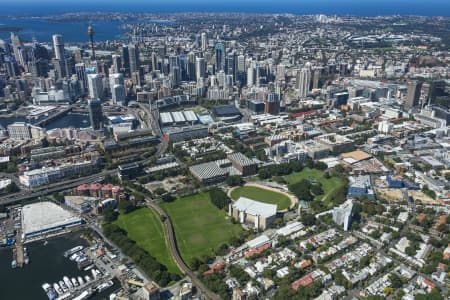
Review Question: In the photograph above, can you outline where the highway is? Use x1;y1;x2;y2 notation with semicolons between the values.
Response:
0;169;116;205
147;201;221;300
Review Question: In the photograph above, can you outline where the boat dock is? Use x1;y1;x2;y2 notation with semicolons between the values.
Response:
15;244;24;267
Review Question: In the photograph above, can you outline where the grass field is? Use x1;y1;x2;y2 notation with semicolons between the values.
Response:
115;208;181;274
230;186;291;211
160;192;243;266
285;168;346;204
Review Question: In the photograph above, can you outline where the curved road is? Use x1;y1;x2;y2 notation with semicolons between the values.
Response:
148;202;222;300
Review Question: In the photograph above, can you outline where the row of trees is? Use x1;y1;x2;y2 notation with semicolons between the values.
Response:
258;159;328;180
137;168;187;185
288;179;324;202
102;222;180;287
209;187;230;210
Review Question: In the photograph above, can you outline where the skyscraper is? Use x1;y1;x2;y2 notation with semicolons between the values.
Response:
201;32;207;51
226;51;237;82
187;52;196;81
405;81;422;110
128;44;139;74
10;33;23;65
87;25;95;59
297;68;311;98
87;73;103;100
195;57;206;81
75;63;88;93
215;42;225;72
121;45;130;75
88;98;103;130
52;34;65;61
247;67;254;87
111;54;122;74
109;73;125;105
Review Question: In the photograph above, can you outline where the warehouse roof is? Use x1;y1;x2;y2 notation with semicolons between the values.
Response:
189;162;229;180
22;202;81;237
232;197;277;218
227;152;255;167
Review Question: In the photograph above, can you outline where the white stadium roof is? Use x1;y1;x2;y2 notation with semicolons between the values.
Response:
22;202;81;237
232;197;277;218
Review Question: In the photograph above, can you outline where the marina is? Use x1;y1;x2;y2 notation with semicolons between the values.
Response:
0;232;119;300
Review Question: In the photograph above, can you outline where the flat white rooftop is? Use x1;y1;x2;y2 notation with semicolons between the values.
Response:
22;201;81;237
232;197;277;218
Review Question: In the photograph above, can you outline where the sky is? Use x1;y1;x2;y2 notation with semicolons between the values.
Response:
0;0;449;16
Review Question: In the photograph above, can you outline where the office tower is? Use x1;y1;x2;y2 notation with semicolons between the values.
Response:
4;57;17;77
214;42;225;72
313;68;321;89
87;73;103;100
201;32;207;51
187;52;196;81
109;73;125;105
169;55;180;74
10;33;23;65
247;67;254;87
87;25;95;59
128;44;139;74
52;34;65;61
120;45;130;74
255;65;261;87
217;70;226;87
405;80;422;110
151;52;158;71
226;51;237;82
75;63;88;92
195;57;206;81
237;55;246;73
88;98;103;130
428;80;447;105
112;54;121;73
297;68;311;97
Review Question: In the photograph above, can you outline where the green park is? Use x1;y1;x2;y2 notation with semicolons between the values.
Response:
160;192;243;266
229;185;292;211
115;207;181;274
285;168;347;208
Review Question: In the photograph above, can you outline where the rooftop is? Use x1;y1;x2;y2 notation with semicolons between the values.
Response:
22;202;81;237
232;197;277;218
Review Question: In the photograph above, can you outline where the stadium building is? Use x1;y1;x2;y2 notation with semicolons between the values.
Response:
21;202;83;240
229;197;277;230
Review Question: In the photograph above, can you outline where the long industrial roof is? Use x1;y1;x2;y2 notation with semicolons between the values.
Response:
22;202;81;236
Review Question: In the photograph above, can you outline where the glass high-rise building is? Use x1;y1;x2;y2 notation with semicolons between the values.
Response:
88;98;103;130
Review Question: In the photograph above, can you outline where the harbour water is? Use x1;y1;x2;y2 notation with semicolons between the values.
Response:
0;18;127;43
0;232;119;300
44;113;91;130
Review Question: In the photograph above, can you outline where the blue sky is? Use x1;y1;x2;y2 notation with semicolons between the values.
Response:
0;0;449;16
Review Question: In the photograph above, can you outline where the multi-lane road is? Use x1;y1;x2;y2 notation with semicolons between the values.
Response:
0;169;117;205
